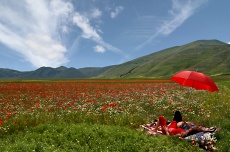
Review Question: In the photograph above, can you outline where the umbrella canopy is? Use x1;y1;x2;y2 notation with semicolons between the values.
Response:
171;70;218;92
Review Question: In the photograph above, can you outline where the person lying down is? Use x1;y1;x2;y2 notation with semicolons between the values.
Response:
141;111;217;137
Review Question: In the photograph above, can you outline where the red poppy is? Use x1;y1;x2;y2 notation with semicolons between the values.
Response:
101;105;107;111
7;112;12;117
109;102;116;107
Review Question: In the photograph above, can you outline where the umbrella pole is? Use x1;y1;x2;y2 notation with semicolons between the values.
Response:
187;81;195;106
187;88;192;107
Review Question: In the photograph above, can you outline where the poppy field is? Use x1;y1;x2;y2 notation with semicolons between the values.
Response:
0;79;229;151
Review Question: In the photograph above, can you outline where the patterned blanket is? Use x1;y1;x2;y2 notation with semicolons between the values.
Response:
140;123;163;135
140;123;218;151
184;132;217;151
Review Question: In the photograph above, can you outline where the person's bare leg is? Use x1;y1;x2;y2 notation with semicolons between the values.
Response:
180;128;193;138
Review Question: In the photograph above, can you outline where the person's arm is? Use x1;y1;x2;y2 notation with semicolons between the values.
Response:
183;121;192;129
181;117;192;129
177;121;183;128
163;126;170;135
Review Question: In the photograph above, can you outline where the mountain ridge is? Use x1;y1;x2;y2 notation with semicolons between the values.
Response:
0;66;115;79
97;39;230;78
1;39;229;79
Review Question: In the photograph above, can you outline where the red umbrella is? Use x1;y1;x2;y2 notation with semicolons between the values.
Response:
171;70;218;92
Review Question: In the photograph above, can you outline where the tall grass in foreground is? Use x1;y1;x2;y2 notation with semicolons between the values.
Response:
0;123;201;152
0;80;229;151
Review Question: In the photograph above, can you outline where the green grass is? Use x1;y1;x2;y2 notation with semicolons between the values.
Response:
0;80;229;151
97;40;230;78
0;123;201;152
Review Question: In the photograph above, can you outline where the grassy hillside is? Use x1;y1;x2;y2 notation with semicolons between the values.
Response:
97;40;230;78
1;39;229;79
78;65;116;78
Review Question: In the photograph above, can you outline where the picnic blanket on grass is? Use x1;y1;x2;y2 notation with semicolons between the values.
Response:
140;123;163;135
140;123;218;151
184;132;217;151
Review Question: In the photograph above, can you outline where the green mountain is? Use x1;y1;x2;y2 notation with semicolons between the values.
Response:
0;68;23;78
0;39;229;79
0;66;114;79
78;65;116;78
21;66;87;78
97;39;230;78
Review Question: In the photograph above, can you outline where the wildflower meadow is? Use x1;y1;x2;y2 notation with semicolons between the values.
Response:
0;79;229;151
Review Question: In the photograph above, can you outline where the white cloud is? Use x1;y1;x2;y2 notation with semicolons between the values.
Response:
158;0;206;35
0;0;129;68
111;6;124;18
0;0;73;68
91;8;102;19
72;11;129;59
94;45;105;53
72;12;101;40
61;25;69;33
228;42;230;44
135;0;208;51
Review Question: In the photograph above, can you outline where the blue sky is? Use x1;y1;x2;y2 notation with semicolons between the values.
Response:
0;0;229;71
